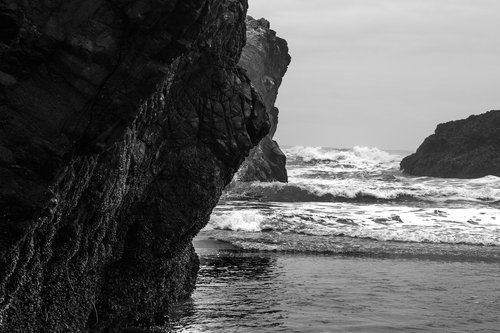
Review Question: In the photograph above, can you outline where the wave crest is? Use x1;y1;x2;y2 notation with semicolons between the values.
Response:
285;146;401;167
223;180;500;204
207;204;500;246
208;211;265;232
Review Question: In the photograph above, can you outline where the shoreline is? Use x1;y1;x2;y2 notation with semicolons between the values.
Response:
194;230;500;264
172;245;500;333
193;236;242;250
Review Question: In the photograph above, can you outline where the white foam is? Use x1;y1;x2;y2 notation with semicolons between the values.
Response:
352;146;401;164
209;202;500;246
338;205;500;245
217;145;500;249
242;177;500;203
208;210;266;232
284;146;400;168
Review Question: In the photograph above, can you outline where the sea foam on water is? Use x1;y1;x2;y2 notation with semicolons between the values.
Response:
208;146;500;249
186;146;500;332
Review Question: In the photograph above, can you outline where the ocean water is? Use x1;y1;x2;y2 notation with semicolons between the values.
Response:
170;252;500;333
170;146;500;332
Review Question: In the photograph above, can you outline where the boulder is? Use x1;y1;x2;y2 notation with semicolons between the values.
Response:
401;110;500;178
237;16;291;182
0;1;269;331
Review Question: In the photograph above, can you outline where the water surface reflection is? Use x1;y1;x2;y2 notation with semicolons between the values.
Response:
170;248;500;333
170;251;286;332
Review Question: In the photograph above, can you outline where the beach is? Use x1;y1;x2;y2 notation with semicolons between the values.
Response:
170;235;500;332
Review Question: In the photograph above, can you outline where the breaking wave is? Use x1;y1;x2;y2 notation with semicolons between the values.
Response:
208;202;500;246
285;146;401;167
208;146;500;252
208;211;266;232
223;178;500;204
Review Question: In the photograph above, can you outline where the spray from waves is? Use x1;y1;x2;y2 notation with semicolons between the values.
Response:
227;145;500;204
285;146;401;167
214;145;500;253
208;211;266;232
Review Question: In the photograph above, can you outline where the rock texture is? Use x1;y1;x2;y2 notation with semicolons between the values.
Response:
236;16;290;182
0;1;269;332
401;110;500;178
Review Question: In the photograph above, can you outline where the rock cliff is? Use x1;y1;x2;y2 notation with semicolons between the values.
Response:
401;110;500;178
0;1;269;332
236;16;290;182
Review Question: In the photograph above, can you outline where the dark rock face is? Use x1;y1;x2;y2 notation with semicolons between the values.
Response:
401;110;500;178
236;17;290;183
0;1;269;332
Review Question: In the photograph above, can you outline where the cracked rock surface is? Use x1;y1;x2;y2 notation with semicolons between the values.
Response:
401;110;500;178
0;0;268;331
237;16;290;183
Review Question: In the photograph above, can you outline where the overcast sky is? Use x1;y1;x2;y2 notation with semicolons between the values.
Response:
247;0;500;151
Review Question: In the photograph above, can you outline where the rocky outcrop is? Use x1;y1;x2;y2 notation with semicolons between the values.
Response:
0;1;269;332
236;16;290;182
401;110;500;178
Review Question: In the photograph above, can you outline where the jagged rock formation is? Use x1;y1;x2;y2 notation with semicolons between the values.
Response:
401;110;500;178
236;16;290;182
0;1;269;332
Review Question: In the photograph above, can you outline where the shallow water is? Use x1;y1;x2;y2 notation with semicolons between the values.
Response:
170;248;500;332
169;146;500;332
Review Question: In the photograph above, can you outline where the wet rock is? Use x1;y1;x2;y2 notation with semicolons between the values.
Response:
401;110;500;178
237;16;291;182
0;1;269;332
0;71;17;86
0;145;14;163
237;135;288;182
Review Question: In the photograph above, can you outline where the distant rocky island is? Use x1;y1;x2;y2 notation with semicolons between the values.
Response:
0;1;285;332
401;110;500;178
237;16;291;183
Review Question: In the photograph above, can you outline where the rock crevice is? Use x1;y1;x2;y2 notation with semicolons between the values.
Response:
0;1;269;331
236;16;291;183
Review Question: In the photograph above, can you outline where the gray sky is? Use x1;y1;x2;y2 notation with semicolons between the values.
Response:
248;0;500;151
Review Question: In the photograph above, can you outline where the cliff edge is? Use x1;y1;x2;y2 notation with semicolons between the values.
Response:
401;110;500;178
236;16;291;182
0;1;268;331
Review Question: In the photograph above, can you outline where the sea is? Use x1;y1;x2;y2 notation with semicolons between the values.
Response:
169;146;500;332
